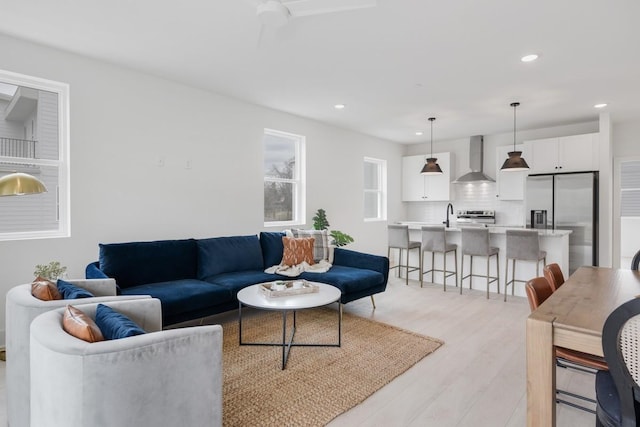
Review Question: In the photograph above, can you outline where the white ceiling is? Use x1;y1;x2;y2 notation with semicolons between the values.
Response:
1;0;639;143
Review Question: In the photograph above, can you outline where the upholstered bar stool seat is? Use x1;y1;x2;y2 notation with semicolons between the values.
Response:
388;225;421;286
420;226;458;291
505;229;546;302
460;228;500;299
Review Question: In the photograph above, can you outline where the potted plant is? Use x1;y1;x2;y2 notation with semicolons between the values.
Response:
34;261;67;280
312;209;354;247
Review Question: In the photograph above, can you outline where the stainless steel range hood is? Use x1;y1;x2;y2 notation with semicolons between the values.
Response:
453;135;495;183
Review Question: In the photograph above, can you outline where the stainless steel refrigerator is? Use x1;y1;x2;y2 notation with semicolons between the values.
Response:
526;172;598;274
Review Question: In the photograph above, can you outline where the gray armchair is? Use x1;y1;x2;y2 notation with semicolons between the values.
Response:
5;279;149;427
29;298;223;427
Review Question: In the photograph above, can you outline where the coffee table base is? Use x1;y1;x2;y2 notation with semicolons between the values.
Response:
238;302;342;370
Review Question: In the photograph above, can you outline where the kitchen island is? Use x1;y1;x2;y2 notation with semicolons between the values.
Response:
397;222;571;298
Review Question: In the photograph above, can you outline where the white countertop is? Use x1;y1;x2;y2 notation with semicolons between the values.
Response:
398;222;572;237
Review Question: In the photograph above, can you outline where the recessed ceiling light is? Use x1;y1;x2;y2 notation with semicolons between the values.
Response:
415;131;423;136
521;54;539;62
334;104;345;110
594;103;608;109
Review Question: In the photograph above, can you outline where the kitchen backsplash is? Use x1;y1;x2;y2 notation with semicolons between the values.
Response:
405;182;525;226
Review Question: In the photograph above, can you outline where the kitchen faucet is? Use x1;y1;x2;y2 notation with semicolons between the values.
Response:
444;203;454;228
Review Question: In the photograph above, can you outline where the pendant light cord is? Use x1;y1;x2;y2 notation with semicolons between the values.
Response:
511;102;519;151
428;117;436;157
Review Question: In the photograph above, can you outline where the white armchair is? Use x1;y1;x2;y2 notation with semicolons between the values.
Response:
5;279;149;427
30;298;223;427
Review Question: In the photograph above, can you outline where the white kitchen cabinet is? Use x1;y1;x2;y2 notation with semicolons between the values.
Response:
402;152;453;201
525;133;599;174
495;144;526;200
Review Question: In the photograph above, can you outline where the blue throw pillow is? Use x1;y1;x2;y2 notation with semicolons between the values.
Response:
57;279;95;300
260;232;285;268
95;304;146;340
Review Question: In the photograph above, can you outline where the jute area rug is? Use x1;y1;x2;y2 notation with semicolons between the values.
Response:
222;307;443;427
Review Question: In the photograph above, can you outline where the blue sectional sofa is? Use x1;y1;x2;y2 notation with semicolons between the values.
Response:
86;232;389;326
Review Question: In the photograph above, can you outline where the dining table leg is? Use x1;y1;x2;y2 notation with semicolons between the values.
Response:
526;314;556;427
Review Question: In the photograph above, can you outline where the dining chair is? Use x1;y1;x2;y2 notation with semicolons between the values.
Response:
543;263;565;292
596;297;640;427
631;249;640;271
525;277;607;414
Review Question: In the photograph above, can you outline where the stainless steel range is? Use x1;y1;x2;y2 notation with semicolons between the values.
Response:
456;210;496;225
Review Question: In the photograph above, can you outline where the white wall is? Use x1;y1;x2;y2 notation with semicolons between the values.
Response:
0;34;404;343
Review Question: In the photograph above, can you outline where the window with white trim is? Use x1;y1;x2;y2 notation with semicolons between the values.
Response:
263;129;305;226
0;70;70;241
364;157;387;221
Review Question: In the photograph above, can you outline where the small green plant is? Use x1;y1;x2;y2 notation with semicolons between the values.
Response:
34;261;67;280
312;208;330;230
312;208;354;247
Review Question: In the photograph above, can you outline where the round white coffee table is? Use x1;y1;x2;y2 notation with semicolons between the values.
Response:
237;282;342;369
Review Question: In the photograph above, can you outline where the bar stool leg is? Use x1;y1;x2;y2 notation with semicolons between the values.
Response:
496;254;500;295
486;256;490;299
431;252;435;284
469;256;474;290
454;249;458;289
443;251;447;292
504;257;509;302
420;250;424;288
405;248;409;286
460;254;464;294
511;259;516;296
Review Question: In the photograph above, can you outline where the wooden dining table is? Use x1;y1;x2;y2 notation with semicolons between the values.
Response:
526;266;640;426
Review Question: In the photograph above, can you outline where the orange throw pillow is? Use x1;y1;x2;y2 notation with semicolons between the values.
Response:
62;305;104;343
281;237;315;267
31;277;62;301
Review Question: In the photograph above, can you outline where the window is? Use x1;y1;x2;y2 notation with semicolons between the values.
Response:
0;69;70;241
263;129;305;226
364;157;387;221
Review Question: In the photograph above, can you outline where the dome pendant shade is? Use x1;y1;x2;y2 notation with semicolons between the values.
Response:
501;102;530;172
421;116;443;175
500;151;530;171
0;172;48;196
421;158;443;175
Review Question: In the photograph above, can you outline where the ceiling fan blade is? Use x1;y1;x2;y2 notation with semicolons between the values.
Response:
284;0;376;17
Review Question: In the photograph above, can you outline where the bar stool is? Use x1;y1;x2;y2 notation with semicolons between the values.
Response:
420;226;458;291
460;228;500;299
543;263;565;292
504;229;546;302
387;225;421;286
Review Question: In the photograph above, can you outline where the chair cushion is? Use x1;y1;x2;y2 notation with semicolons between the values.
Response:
596;370;621;426
299;265;384;294
31;277;62;301
281;237;315;266
99;239;198;288
57;279;94;299
197;235;264;278
62;305;104;343
120;279;232;317
95;304;146;340
260;231;285;268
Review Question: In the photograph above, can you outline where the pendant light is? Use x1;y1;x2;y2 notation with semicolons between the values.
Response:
500;102;530;171
421;117;443;175
0;172;47;196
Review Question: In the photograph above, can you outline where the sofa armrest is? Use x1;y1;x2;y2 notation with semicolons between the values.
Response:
69;278;118;297
85;261;108;279
333;248;390;284
30;303;222;427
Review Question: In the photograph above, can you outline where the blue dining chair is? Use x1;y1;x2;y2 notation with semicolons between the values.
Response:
595;297;640;426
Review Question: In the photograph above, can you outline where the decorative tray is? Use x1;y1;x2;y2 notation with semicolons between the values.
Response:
259;280;319;298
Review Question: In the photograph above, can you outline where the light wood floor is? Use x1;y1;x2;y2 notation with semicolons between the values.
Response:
0;276;596;426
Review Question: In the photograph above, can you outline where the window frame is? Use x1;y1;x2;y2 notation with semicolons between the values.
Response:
363;157;387;222
263;128;306;227
0;69;70;241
